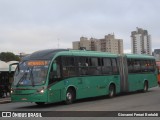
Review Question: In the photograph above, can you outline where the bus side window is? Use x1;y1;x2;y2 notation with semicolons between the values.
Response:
88;57;100;75
148;60;156;72
127;59;134;73
62;56;77;77
102;58;112;75
141;60;148;72
133;60;141;73
111;58;118;74
78;57;88;75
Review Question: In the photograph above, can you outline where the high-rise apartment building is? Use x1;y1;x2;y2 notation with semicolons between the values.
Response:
72;34;123;54
72;37;91;50
131;27;151;55
100;34;123;54
90;37;100;51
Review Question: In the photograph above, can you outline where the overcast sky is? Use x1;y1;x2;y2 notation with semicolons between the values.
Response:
0;0;160;54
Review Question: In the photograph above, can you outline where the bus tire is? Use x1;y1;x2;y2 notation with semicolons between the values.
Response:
35;102;45;106
108;84;115;98
143;81;148;92
65;88;75;105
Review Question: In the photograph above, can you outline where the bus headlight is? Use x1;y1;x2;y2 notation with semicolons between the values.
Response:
10;88;14;94
39;89;44;93
11;90;13;94
37;88;45;94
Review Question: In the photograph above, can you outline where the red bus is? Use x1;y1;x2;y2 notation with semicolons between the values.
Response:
156;61;160;86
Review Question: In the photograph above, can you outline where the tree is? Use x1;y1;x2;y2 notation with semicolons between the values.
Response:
0;52;20;62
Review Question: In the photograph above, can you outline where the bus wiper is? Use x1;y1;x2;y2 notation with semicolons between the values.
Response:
16;72;27;87
16;67;29;87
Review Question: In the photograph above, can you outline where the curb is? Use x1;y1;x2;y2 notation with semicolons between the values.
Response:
0;98;11;104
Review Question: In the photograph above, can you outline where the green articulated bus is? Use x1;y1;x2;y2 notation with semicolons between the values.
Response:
10;49;158;105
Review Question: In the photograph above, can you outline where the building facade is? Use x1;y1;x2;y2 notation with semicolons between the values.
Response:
153;49;160;61
72;34;123;54
131;27;151;55
100;34;123;54
72;37;91;50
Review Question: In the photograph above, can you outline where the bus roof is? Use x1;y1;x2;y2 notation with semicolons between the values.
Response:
22;49;68;61
21;49;155;61
125;54;155;59
56;50;118;58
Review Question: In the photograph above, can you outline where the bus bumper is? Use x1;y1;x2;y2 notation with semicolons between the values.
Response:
11;93;48;102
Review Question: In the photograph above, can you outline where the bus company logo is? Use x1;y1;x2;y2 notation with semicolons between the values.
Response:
2;112;11;117
1;112;43;118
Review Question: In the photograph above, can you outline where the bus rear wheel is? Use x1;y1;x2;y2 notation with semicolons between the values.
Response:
108;84;115;98
143;81;148;92
35;102;45;106
65;88;75;104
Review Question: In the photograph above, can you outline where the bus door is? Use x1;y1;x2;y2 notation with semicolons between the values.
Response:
47;58;62;103
118;55;128;92
78;69;92;97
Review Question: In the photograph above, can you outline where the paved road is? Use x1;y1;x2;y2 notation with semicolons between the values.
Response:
0;87;160;113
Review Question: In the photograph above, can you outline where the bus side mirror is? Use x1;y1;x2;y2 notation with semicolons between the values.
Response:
9;63;19;73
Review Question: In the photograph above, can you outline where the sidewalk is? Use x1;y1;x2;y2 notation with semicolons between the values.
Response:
0;97;11;104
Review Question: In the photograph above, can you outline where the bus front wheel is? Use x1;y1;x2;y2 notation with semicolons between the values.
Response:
65;88;75;104
108;84;115;98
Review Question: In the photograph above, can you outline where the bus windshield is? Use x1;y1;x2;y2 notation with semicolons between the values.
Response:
13;60;50;86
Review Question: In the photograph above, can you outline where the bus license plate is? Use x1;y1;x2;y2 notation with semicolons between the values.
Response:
21;98;27;101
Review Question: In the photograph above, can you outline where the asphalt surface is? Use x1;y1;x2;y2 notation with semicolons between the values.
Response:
0;87;160;111
0;86;160;118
